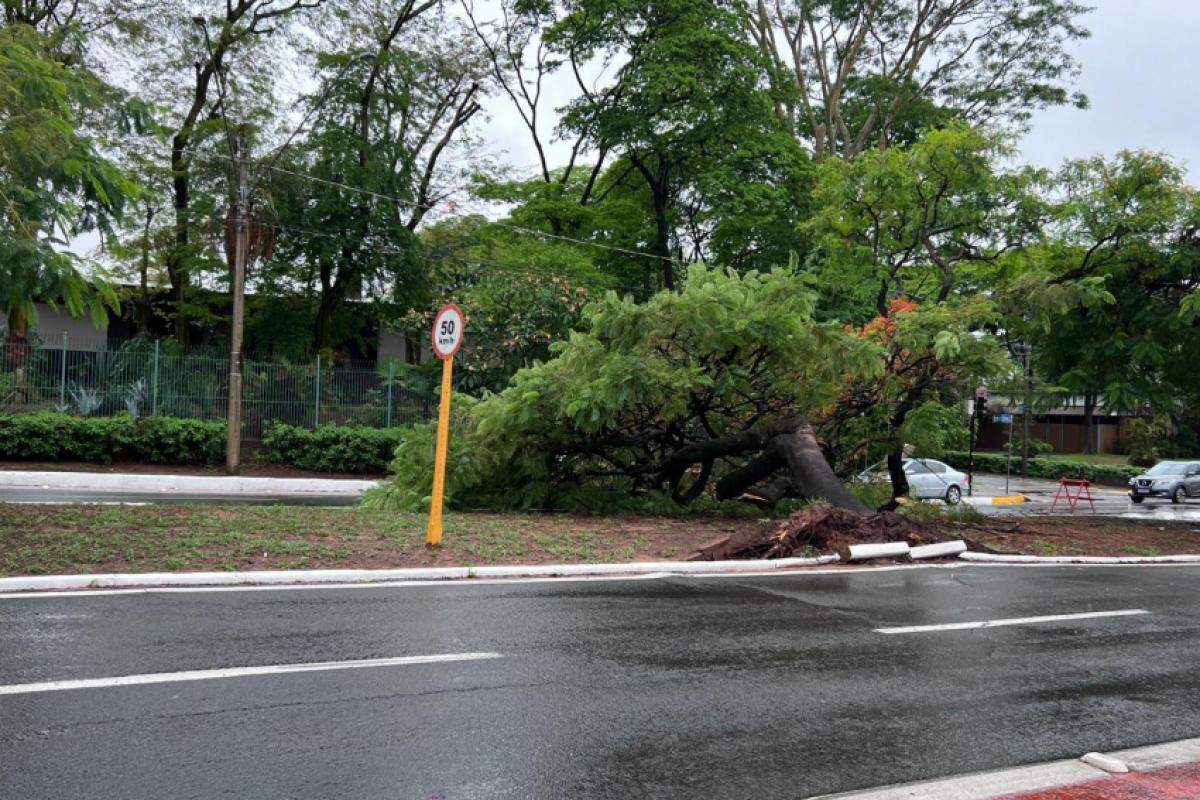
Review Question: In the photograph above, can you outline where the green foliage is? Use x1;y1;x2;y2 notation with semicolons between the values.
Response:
405;213;606;393
808;125;1046;322
1009;151;1200;415
0;413;224;464
364;395;484;511
941;451;1141;485
0;24;137;336
898;499;987;525
903;403;971;458
1004;426;1054;458
261;423;406;474
369;265;876;511
1124;416;1173;468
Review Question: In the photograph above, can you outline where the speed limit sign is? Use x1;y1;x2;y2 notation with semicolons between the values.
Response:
426;303;466;547
431;303;465;359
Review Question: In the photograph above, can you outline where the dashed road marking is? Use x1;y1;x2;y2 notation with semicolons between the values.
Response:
875;609;1149;634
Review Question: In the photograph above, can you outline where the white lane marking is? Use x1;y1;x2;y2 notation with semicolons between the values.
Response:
875;608;1149;634
0;652;501;696
3;561;1200;601
0;572;673;599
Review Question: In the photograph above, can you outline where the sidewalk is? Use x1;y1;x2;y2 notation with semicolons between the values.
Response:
0;469;378;505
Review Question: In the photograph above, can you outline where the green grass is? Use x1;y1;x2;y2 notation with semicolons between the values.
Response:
0;504;726;576
1034;452;1130;466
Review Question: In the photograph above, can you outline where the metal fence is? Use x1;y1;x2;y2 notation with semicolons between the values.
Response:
0;337;434;441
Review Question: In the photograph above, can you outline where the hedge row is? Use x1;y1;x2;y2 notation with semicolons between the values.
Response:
260;423;405;474
0;413;226;465
941;451;1141;486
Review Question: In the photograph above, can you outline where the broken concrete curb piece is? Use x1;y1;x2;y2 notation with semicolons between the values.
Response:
844;542;910;562
910;540;968;560
1081;752;1129;774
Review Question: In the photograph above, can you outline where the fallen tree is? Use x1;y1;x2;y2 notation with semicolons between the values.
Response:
368;266;881;512
689;503;949;561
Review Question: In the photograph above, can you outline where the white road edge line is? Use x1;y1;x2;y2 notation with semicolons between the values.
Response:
875;608;1149;634
0;652;502;696
5;561;1200;600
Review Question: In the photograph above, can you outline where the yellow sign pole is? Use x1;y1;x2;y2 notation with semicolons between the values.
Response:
426;353;454;546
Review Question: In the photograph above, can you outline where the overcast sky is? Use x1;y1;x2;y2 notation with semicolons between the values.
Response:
474;1;1200;181
1018;0;1198;177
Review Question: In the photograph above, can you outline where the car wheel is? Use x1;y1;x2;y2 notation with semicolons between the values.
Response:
945;485;962;506
1130;495;1144;504
1173;486;1187;504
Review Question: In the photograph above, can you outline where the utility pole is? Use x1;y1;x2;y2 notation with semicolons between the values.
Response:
226;134;249;474
1018;342;1033;479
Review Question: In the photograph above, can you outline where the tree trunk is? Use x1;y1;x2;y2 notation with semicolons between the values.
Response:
5;305;30;401
774;421;871;514
652;185;674;291
169;133;191;348
313;290;337;355
138;205;155;334
665;416;866;513
628;152;675;291
885;447;909;506
1082;391;1096;455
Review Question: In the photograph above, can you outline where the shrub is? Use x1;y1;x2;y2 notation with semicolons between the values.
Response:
261;423;406;474
1124;416;1172;467
0;413;225;465
941;451;1140;486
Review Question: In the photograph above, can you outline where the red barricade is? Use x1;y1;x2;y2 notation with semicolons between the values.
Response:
1050;478;1096;513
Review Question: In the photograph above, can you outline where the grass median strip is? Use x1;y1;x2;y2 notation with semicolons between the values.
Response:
4;503;1200;577
0;503;762;575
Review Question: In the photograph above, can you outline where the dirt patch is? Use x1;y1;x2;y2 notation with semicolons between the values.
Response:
690;504;953;560
956;515;1200;558
691;504;1200;562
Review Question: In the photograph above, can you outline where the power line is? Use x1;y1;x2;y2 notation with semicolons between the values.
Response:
198;150;671;265
193;211;657;296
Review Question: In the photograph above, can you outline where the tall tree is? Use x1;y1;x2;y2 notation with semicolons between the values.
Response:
115;0;324;345
734;0;1094;159
550;0;785;290
0;23;136;344
1012;151;1200;451
807;126;1043;498
740;0;1090;159
267;0;487;354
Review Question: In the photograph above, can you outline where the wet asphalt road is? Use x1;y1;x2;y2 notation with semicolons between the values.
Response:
3;565;1200;799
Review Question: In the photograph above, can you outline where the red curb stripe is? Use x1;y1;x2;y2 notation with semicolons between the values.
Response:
1000;763;1200;799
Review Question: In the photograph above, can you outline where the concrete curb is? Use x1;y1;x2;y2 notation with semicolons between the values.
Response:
811;737;1200;799
0;555;841;593
964;494;1027;506
960;551;1200;565
0;470;378;496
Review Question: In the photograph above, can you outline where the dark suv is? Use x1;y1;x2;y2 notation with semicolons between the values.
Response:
1129;460;1200;504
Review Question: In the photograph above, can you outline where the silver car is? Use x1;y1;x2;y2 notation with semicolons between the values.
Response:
1129;460;1200;504
858;458;969;505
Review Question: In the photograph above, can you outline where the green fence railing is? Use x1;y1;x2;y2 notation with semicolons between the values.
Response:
0;338;434;441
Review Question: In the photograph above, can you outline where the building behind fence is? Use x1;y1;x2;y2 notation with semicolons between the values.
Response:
0;337;435;441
